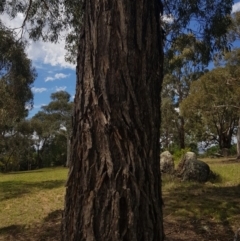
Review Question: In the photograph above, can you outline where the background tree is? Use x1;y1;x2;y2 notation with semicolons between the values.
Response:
31;91;73;167
0;25;36;126
0;24;36;170
162;34;207;149
41;91;73;166
160;0;233;151
163;0;233;60
181;67;240;155
220;48;240;159
0;119;35;172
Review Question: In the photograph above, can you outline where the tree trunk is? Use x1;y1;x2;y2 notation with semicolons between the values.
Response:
61;1;164;241
66;136;71;167
237;118;240;159
179;116;185;149
219;128;233;156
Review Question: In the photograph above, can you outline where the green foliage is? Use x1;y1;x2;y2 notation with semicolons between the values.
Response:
227;11;240;42
181;64;240;150
161;0;233;150
0;25;36;130
170;146;191;163
164;0;233;62
230;144;237;156
187;142;198;153
204;145;220;157
0;0;83;64
31;91;73;168
0;0;234;65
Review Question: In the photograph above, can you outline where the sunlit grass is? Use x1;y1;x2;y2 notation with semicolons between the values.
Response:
162;157;240;229
0;159;240;240
0;168;68;230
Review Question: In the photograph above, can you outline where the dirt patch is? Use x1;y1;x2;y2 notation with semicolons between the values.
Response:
204;158;240;165
0;210;62;241
164;216;236;241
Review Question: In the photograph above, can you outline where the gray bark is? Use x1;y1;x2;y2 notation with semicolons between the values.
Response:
61;1;164;240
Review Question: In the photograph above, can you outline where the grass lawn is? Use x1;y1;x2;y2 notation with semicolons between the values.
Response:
0;158;239;241
163;157;240;241
0;167;68;241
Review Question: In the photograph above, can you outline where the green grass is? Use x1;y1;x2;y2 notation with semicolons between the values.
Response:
163;157;240;240
0;159;240;240
0;167;68;238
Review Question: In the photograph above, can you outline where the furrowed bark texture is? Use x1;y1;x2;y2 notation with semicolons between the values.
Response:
62;0;164;240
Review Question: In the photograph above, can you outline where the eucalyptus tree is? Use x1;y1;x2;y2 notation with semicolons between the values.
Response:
41;91;73;166
0;119;36;172
161;0;233;149
163;0;233;60
0;0;235;239
0;24;36;168
0;24;36;131
227;11;240;43
31;91;73;167
162;34;207;149
181;67;240;154
220;48;240;159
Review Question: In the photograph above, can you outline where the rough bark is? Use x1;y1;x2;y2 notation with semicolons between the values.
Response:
62;1;164;241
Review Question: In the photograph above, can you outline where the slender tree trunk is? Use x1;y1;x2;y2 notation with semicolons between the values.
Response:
219;128;233;156
179;116;185;149
66;136;71;167
237;118;240;159
62;1;164;240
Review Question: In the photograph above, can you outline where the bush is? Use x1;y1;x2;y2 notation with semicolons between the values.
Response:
230;144;237;156
187;142;198;154
172;147;191;163
202;145;220;157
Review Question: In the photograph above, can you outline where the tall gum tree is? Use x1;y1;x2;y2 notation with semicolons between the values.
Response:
61;1;164;240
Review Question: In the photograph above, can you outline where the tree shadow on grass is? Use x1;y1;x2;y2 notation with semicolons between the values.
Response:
163;180;240;241
0;180;65;201
0;210;63;241
8;170;45;174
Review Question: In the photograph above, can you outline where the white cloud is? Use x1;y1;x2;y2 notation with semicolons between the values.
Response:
232;2;240;13
45;73;70;82
31;87;47;93
0;13;75;69
33;104;46;109
45;77;55;82
55;86;67;92
162;14;174;24
55;73;68;79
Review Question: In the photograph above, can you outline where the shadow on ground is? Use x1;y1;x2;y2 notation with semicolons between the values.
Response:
163;179;240;241
0;210;62;241
0;180;65;201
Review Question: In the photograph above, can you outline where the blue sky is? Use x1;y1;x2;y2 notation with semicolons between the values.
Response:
1;1;240;118
1;11;76;118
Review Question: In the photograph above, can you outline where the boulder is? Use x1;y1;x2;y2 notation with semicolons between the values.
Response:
176;152;210;182
160;151;174;174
